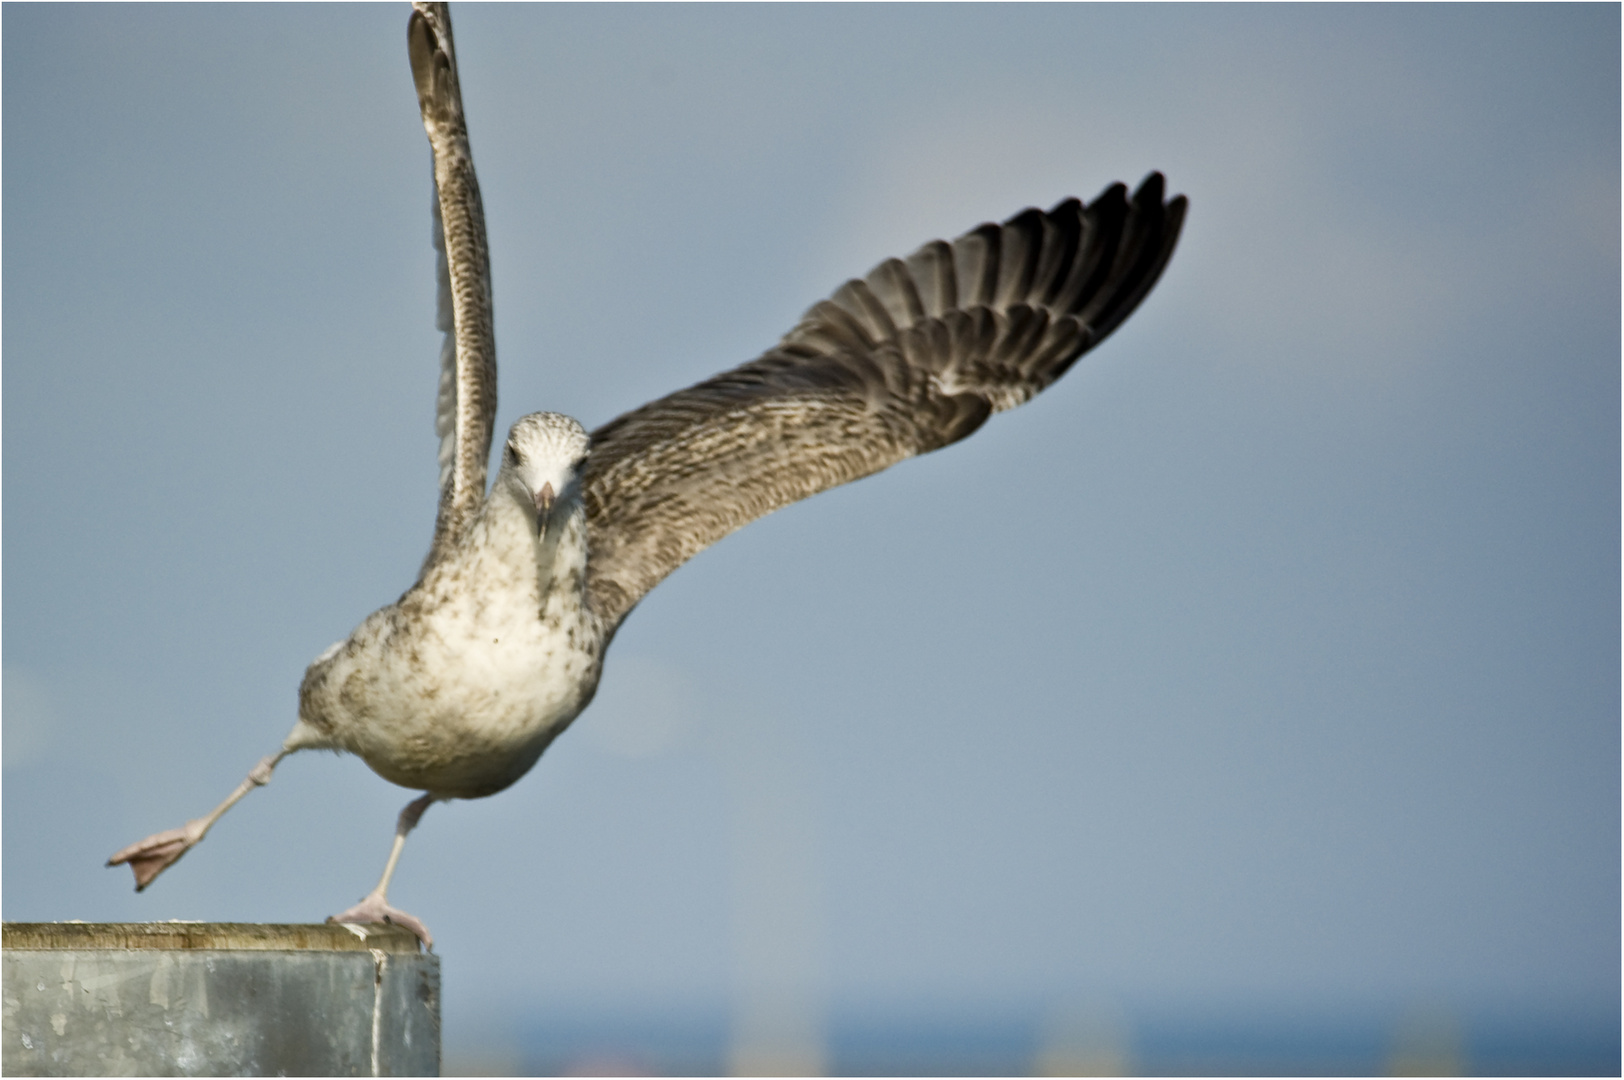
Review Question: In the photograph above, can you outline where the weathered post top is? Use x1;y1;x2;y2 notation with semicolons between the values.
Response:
3;921;428;952
2;922;440;1077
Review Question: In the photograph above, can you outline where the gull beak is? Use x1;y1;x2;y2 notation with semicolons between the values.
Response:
533;482;555;537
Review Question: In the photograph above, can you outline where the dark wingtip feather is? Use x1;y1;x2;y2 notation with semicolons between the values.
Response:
1132;171;1167;206
1071;172;1185;345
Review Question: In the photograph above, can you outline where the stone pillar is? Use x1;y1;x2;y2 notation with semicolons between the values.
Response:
1;923;439;1077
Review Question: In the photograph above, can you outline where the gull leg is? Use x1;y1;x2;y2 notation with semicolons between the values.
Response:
327;793;440;948
108;751;288;890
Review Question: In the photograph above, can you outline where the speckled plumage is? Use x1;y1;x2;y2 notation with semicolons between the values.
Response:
295;168;1188;800
295;415;600;800
411;0;497;565
108;1;1186;942
580;181;1186;629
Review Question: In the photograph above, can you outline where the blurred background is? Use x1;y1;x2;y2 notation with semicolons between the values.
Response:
4;4;1617;1075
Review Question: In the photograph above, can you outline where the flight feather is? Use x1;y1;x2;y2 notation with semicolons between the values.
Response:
581;174;1188;631
409;1;498;556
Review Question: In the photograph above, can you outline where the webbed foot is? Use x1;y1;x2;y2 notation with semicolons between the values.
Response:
107;819;208;891
328;892;434;949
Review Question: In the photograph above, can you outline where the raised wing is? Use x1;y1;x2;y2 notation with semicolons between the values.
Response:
408;2;498;559
581;173;1187;631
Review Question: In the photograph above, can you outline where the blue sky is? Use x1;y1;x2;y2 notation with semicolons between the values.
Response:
4;4;1617;1070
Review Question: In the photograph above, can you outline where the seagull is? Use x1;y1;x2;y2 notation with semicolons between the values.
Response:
109;2;1187;948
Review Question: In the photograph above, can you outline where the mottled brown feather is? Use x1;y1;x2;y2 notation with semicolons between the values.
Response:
582;176;1188;632
410;2;498;561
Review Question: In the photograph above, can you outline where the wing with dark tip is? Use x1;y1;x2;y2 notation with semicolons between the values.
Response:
581;174;1188;631
409;2;497;558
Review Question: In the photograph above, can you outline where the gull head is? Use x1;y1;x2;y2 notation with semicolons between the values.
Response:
501;412;590;536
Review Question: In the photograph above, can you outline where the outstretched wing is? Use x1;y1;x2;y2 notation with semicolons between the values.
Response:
581;173;1188;631
408;2;498;558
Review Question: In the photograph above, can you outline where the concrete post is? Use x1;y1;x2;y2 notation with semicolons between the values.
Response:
1;923;439;1077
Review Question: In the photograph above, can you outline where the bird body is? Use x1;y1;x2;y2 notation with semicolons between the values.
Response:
109;1;1187;947
297;414;599;800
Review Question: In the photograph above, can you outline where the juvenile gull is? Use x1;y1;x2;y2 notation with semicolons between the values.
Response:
110;2;1188;947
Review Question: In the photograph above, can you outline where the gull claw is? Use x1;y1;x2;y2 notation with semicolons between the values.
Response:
327;894;434;950
107;819;207;891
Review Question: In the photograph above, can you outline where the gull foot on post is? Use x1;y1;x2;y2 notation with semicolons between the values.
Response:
326;791;440;949
328;893;435;949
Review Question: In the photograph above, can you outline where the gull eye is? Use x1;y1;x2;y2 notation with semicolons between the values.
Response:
571;454;588;473
505;444;519;467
